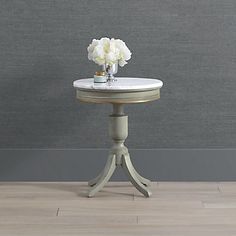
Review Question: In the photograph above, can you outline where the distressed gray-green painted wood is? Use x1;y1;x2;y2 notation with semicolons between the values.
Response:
74;78;160;196
88;154;116;197
87;104;153;197
122;153;152;197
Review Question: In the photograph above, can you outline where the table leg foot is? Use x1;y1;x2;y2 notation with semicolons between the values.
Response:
136;173;151;187
122;154;152;197
88;154;116;197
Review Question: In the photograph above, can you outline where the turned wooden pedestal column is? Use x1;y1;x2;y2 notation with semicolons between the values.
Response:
88;104;152;197
73;77;163;197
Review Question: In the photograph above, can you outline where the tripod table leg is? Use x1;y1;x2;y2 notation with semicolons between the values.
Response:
88;154;116;197
126;155;151;186
122;154;152;197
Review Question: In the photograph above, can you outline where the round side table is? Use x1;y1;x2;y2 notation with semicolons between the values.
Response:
73;77;163;197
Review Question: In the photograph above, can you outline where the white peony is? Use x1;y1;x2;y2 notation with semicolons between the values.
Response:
87;37;132;67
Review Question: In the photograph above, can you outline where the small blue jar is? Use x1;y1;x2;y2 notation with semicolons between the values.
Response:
94;71;107;83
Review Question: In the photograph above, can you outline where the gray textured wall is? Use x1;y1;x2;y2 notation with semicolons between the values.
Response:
0;0;236;180
1;0;236;149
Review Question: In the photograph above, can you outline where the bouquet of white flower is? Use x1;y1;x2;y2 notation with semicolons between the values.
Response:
87;37;132;67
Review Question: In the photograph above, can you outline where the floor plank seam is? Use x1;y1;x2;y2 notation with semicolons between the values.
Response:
56;208;60;217
136;216;139;225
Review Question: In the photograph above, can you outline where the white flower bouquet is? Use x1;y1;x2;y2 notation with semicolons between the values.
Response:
87;37;132;67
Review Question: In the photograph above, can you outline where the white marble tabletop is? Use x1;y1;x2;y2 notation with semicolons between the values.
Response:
73;77;163;92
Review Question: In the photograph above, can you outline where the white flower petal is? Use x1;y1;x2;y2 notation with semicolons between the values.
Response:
87;37;131;66
118;59;127;67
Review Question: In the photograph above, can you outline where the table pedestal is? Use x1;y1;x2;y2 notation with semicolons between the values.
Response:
88;104;152;197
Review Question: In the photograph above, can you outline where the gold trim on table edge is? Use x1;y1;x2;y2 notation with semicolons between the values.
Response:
75;88;160;104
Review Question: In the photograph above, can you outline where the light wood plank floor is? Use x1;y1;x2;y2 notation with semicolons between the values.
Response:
0;182;236;235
